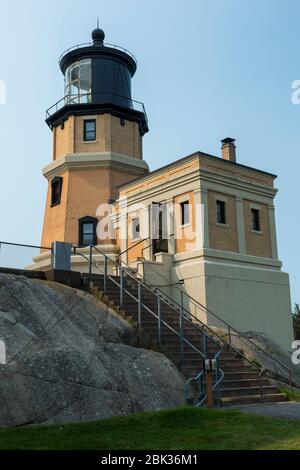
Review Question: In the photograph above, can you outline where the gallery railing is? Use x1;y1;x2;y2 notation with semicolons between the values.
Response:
46;92;148;122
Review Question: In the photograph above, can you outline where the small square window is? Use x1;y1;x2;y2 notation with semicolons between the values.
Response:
51;177;63;207
216;200;226;224
83;119;96;141
180;201;190;226
251;208;261;232
132;217;140;240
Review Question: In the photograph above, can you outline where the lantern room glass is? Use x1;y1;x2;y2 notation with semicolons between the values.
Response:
64;59;92;104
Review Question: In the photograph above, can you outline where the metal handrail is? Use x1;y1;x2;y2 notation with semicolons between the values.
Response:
59;42;137;64
116;238;147;266
74;245;225;405
116;253;293;391
46;92;148;122
91;246;223;352
0;241;52;251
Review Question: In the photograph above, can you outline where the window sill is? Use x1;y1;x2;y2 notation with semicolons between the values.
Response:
252;230;264;235
131;238;141;243
216;223;229;228
180;223;191;229
50;201;61;208
82;140;98;144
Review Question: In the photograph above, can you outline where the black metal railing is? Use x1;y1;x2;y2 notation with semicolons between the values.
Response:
59;42;137;64
46;92;147;122
73;245;225;407
134;257;294;392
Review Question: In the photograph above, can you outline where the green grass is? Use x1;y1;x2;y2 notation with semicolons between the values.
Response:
280;388;300;402
1;407;300;450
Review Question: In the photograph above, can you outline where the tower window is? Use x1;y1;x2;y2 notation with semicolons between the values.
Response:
65;59;92;104
132;217;140;240
83;119;96;141
51;177;63;207
216;200;226;224
79;216;97;247
180;201;190;226
251;208;261;232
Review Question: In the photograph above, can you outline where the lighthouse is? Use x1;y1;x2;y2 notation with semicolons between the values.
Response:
40;26;149;254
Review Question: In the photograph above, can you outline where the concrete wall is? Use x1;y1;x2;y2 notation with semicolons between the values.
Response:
203;260;294;350
171;251;294;351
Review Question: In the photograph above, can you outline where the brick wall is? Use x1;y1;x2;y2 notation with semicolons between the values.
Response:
53;114;142;160
208;191;239;252
174;192;196;254
41;168;145;247
243;200;272;257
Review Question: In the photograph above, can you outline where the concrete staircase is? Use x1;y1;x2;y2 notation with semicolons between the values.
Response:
83;273;288;407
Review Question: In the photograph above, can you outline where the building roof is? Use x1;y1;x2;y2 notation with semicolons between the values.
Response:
117;151;277;190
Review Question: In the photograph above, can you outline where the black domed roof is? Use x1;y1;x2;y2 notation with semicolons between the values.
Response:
92;27;105;45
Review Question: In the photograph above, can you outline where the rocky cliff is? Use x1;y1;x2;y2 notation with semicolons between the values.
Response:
0;273;185;427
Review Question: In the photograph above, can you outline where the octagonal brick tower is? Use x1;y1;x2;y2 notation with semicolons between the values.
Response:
41;26;149;250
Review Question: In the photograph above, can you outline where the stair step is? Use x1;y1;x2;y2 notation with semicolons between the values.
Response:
220;379;270;389
221;393;288;407
87;277;287;408
220;385;278;398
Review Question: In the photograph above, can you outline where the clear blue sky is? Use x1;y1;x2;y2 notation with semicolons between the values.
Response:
0;0;299;306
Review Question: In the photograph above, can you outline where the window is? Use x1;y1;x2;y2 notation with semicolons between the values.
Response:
51;177;63;207
216;200;226;224
84;119;96;141
79;216;97;247
65;59;92;104
180;201;190;226
251;208;261;232
132;218;140;240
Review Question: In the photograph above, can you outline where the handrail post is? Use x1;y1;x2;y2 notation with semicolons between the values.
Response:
289;370;293;394
228;326;232;348
120;268;124;309
216;358;221;407
179;291;184;366
202;331;208;359
104;255;108;295
259;373;263;402
157;297;162;346
138;282;142;327
88;245;93;284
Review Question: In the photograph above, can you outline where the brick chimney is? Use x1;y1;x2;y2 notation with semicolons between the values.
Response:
221;138;236;163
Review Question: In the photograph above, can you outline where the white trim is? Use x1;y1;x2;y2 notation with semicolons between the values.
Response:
236;197;246;254
268;205;279;260
43;152;149;180
173;247;282;270
216;222;229;228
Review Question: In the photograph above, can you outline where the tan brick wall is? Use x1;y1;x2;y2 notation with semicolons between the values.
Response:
244;200;272;257
54;117;75;160
199;154;275;187
174;192;196;254
110;116;142;159
127;212;145;263
41;168;145;247
53;114;142;161
41;171;70;247
121;157;200;198
208;191;239;252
